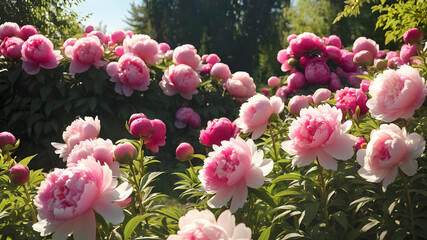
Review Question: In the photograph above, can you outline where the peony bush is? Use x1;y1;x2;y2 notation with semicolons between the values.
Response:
0;21;427;240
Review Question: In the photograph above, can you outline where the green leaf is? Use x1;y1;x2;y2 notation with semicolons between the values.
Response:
249;188;277;208
17;154;37;166
360;218;379;232
123;215;147;240
300;202;320;227
140;171;163;190
258;226;272;240
276;189;301;197
283;232;305;239
39;86;53;101
332;211;348;231
272;173;302;183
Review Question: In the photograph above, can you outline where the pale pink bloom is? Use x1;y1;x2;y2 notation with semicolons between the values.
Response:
277;49;293;72
51;116;101;161
33;158;132;239
210;63;231;82
165;49;174;58
328;72;342;92
288;95;310;116
287;72;305;90
235;94;284;140
281;105;357;170
106;53;151;96
367;65;427;122
335;87;368;115
0;22;20;40
353;50;374;66
20;34;63;75
62;38;77;50
313;88;331;105
176;142;194;161
387;56;404;68
200;117;239;146
327;35;342;48
114;142;137;164
159;42;170;53
400;44;418;64
144;119;166;152
123;34;163;65
386;51;399;60
304;57;330;84
160;64;201;100
267;76;280;88
1;37;23;59
357;124;425;189
225;71;256;100
110;30;126;44
125;31;133;38
352;37;380;59
167;209;251;240
87;30;106;44
403;28;423;44
84;25;95;33
173;44;202;72
199;137;273;212
19;25;38;40
65;36;106;75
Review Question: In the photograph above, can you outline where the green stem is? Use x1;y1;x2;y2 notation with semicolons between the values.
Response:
23;183;37;223
269;122;279;163
399;169;415;233
188;159;195;174
129;162;143;215
316;159;331;237
139;138;144;175
96;222;103;240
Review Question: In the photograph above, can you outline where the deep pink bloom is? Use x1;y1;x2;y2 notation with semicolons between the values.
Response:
355;137;367;151
130;117;153;138
287;34;297;43
19;25;38;40
123;34;163;65
340;50;358;72
167;209;251;240
327;35;342;48
206;54;221;65
62;38;77;50
0;131;16;149
357;124;425;189
335;87;368;115
313;88;331;105
1;37;23;59
199;137;273;212
360;80;370;93
224;71;256;100
202;63;212;73
386;51;399;60
114;46;124;57
106;53;151;96
367;65;427;122
323;45;341;62
159;42;170;53
210;63;231;82
176;142;194;161
87;31;106;44
403;28;423;44
128;113;147;126
352;37;380;59
262;88;270;95
235;94;284;139
328;72;342;92
65;36;106;75
305;57;330;84
281;105;357;170
144;119;166;152
0;22;20;40
288;95;310;116
9;165;29;185
200;117;239;146
114;142;137;164
400;44;418;64
160;64;201;100
289;32;321;57
21;34;63;75
110;30;126;44
51;116;101;161
33;158;132;239
267;76;280;88
173;44;202;72
84;25;95;33
287;72;305;90
345;71;363;88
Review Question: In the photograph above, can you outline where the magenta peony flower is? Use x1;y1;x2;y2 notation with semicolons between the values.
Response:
167;209;251;240
173;44;202;72
360;80;370;93
86;30;106;44
106;53;151;96
267;76;280;88
0;131;16;149
159;42;170;53
328;72;342;92
403;28;423;44
199;137;273;212
123;34;163;65
289;32;321;57
327;35;342;48
235;94;284;140
0;22;20;40
144;119;166;152
21;34;63;75
19;25;38;40
355;137;367;151
114;46;124;57
322;45;341;62
287;34;297;43
275;85;294;102
62;38;77;51
335;87;368;115
288;95;310;116
176;142;194;161
160;64;201;100
51;116;101;161
367;65;427;122
224;71;256;100
110;30;126;44
84;25;94;33
33;158;132;239
352;37;380;59
400;44;418;64
287;72;305;90
304;57;330;84
200;117;239;146
1;37;23;59
65;36;106;75
281;105;357;170
206;53;221;65
130;117;153;138
357;124;425;189
340;50;358;72
128;113;147;126
9;165;29;185
210;63;231;82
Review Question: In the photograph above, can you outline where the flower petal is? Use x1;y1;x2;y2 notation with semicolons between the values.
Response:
317;151;337;170
230;179;248;213
245;167;265;189
92;197;125;225
71;210;96;240
207;187;234;209
399;159;418;176
323;133;356;160
217;210;236;237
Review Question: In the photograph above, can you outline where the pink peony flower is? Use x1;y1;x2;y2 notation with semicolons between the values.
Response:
313;88;331;105
84;25;95;33
87;31;106;44
0;22;20;40
288;95;310;116
21;34;63;75
67;138;115;167
340;50;358;72
62;38;77;50
327;35;342;48
360;80;370;93
206;53;221;65
387;56;404;68
144;119;166;152
174;107;200;129
367;65;427;122
51;116;101;161
355;137;367;151
353;50;374;66
275;85;294;102
123;34;163;65
235;94;284;140
1;37;24;59
167;209;251;240
400;44;418;64
33;158;132;239
19;25;38;40
322;45;341;62
277;49;292;72
176;142;194;161
287;34;297;43
198;137;273;212
335;87;368;116
262;88;270;95
110;30;126;44
106;53;151;96
160;64;201;100
114;142;137;164
304;57;330;84
210;63;231;82
173;44;202;72
65;36;106;75
357;124;425;189
159;42;170;53
289;32;321;57
9;165;29;185
224;71;256;100
0;131;16;149
328;72;342;92
403;28;423;44
202;63;212;73
352;37;380;59
128;113;147;126
287;72;305;90
130;117;153;138
200;117;239;146
267;76;280;88
114;46;124;57
281;105;357;170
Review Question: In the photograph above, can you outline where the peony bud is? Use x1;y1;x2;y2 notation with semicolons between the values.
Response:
84;25;95;33
176;142;194;162
206;54;221;65
374;59;387;71
19;25;38;40
313;88;331;105
159;42;170;53
267;76;281;88
130;118;153;138
403;28;423;44
355;137;367;150
9;165;29;185
0;131;16;150
288;96;310;116
114;142;138;164
110;30;126;44
210;63;231;82
287;72;305;90
353;50;374;66
261;88;270;95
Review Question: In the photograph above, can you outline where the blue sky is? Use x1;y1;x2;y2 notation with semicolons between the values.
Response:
70;0;136;34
